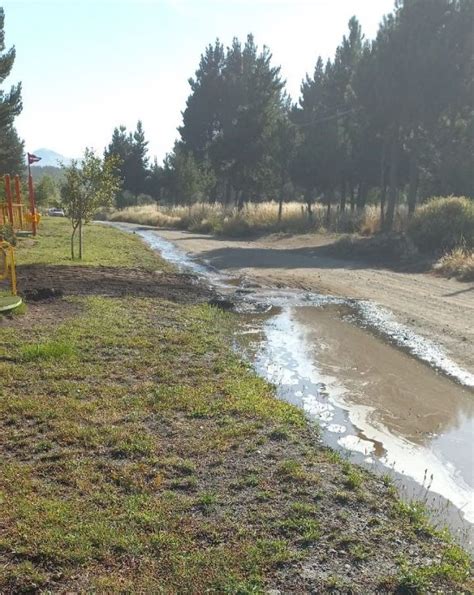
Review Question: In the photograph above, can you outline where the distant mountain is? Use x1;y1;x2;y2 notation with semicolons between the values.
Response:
31;148;72;168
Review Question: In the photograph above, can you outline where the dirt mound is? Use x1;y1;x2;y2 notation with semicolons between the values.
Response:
16;264;214;304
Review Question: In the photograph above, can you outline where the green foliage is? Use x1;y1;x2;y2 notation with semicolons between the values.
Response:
35;174;60;206
179;34;286;205
0;8;22;129
104;121;149;197
20;340;76;362
60;148;121;259
407;197;474;252
160;2;473;229
0;9;24;176
161;145;215;204
0;222;15;244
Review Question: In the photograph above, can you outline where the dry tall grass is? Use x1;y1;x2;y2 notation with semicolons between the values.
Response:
108;201;392;237
434;247;474;281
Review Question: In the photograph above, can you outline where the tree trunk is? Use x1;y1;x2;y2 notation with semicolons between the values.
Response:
278;195;283;222
380;184;387;229
326;194;331;226
356;182;367;211
379;142;387;229
339;181;346;213
237;190;244;211
349;184;355;212
384;133;399;231
305;189;313;221
407;154;419;216
70;222;79;260
224;180;232;207
78;219;83;259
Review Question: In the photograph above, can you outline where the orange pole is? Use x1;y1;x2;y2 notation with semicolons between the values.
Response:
5;175;13;226
28;167;37;236
14;175;23;229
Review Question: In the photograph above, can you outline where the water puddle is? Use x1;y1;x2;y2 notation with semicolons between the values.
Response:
107;222;474;547
241;306;473;542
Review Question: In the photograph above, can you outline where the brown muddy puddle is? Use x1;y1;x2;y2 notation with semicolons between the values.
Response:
243;304;474;546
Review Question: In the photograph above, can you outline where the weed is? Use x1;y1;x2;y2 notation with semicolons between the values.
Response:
342;462;363;490
20;340;76;361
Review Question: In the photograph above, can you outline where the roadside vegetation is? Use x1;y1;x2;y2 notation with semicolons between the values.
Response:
0;219;471;592
108;196;474;280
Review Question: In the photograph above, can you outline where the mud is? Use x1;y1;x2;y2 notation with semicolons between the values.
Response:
16;264;214;304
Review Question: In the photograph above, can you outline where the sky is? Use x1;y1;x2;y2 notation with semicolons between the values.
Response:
2;0;395;163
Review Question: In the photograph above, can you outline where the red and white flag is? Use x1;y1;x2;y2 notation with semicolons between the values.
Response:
27;153;42;165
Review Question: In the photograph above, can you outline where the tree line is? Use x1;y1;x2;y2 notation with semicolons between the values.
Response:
106;0;473;231
1;1;473;233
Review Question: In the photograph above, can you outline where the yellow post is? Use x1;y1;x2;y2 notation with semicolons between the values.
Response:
9;244;17;295
0;241;17;295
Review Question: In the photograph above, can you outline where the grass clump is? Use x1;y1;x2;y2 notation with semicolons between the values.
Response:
20;339;76;361
434;246;474;281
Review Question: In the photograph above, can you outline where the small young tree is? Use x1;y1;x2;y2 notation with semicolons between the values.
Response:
61;148;121;260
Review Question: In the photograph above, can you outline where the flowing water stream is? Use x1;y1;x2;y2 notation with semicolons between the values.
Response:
109;223;474;549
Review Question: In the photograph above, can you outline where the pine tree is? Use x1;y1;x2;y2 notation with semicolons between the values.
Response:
104;121;149;198
0;8;23;175
0;8;21;128
0;124;24;175
179;34;286;205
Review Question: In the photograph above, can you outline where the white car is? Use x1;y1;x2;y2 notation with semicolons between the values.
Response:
47;208;65;217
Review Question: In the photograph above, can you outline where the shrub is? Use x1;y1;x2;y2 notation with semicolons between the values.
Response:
407;196;474;253
434;247;474;281
0;223;16;245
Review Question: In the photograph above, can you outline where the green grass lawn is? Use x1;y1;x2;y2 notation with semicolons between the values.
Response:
15;218;168;270
0;219;470;592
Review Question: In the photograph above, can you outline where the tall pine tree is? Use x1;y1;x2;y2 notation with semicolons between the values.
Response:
0;7;23;175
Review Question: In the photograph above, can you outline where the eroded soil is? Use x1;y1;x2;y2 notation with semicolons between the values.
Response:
16;264;214;303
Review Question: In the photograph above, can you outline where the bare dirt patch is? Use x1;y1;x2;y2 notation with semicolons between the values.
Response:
16;264;214;304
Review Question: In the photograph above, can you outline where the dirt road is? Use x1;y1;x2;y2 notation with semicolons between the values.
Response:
156;229;474;372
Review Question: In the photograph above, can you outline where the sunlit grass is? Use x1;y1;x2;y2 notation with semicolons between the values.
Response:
109;201;409;236
15;217;168;270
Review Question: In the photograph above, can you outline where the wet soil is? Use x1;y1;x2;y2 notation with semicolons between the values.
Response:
16;264;214;304
154;228;474;372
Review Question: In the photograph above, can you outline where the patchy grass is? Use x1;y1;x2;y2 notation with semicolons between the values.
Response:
0;219;471;592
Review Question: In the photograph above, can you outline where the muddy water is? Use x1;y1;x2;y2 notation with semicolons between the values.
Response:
243;305;474;542
107;223;474;546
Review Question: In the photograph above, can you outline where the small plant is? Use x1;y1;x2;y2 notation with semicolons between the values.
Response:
20;340;76;361
269;428;289;441
276;459;309;483
343;467;363;490
196;491;218;513
0;222;16;245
